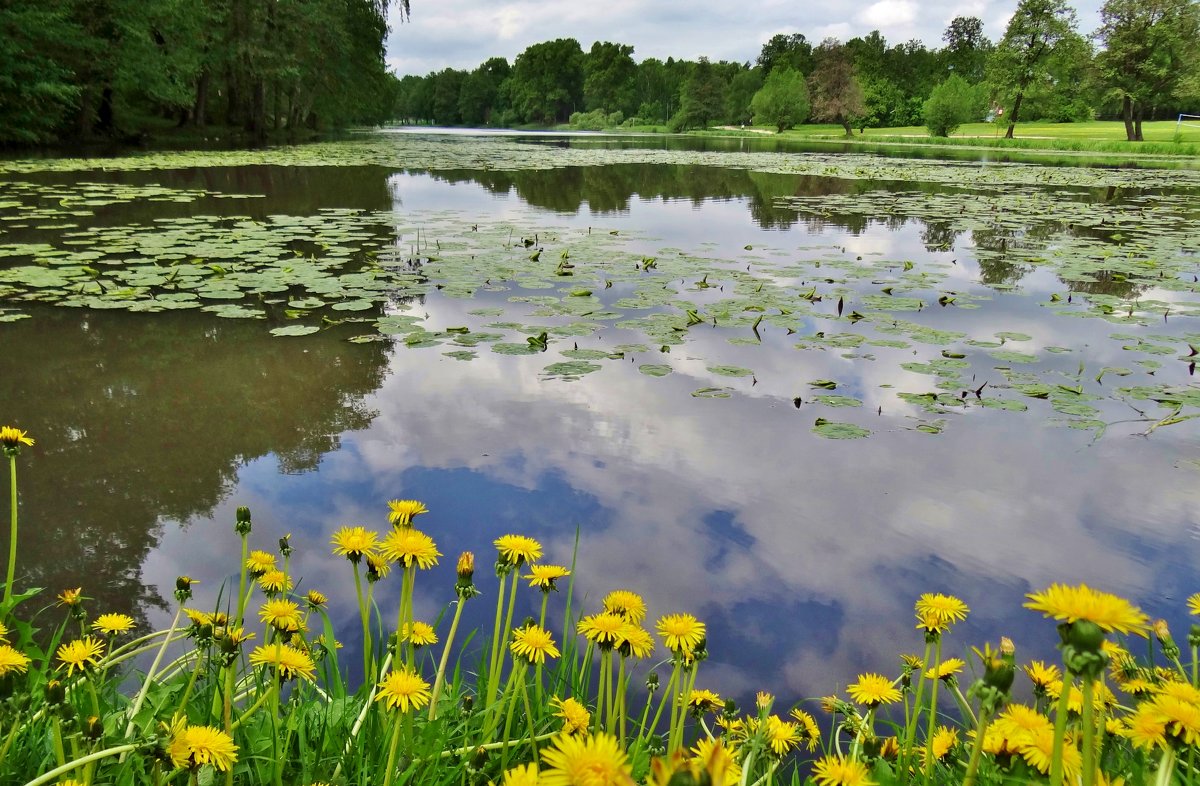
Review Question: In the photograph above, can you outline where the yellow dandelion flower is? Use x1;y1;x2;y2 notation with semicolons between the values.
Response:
552;695;591;735
691;738;742;786
494;534;542;567
924;657;965;680
57;587;83;607
1121;677;1156;696
331;526;378;561
167;724;239;772
578;613;626;647
0;426;34;450
656;613;705;654
539;732;631;786
184;609;214;628
57;636;105;675
375;666;432;713
602;590;646;623
1018;727;1081;780
914;593;969;629
386;499;429;527
92;613;135;635
789;708;821;751
1155;680;1200;705
380;527;441;569
525;564;571;590
615;623;655;659
0;621;8;642
846;673;901;707
1024;583;1150;635
499;762;540;786
257;569;293;594
1024;660;1060;689
1150;694;1200;746
245;550;276;576
1188;593;1200;616
511;625;560;665
900;653;924;670
0;645;31;677
1046;679;1116;714
922;726;958;766
366;552;391;580
878;737;900;760
258;599;303;632
1122;704;1169;751
811;755;874;786
402;621;439;647
248;643;316;682
305;589;327;608
689;689;723;712
765;715;801;756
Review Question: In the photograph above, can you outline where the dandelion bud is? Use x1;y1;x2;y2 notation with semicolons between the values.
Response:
278;534;293;558
645;671;659;692
305;590;328;610
1000;637;1015;656
174;576;196;603
756;691;774;713
1154;619;1180;660
45;679;65;706
235;506;252;536
83;715;104;741
457;551;475;580
455;552;480;600
469;745;488;770
460;694;474;714
1189;624;1200;648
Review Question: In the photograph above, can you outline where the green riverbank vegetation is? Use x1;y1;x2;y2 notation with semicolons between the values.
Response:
2;425;1200;785
395;1;1200;146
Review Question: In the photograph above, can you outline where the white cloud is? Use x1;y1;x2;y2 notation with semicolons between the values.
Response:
856;0;918;28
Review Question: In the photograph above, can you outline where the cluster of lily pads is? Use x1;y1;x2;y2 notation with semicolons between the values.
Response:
1;135;1198;440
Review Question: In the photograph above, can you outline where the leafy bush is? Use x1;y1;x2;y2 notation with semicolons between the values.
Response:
923;74;979;137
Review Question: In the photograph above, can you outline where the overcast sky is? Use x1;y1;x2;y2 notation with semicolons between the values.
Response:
385;0;1104;76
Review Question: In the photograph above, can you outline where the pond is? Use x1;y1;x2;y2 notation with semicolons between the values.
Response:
2;130;1199;710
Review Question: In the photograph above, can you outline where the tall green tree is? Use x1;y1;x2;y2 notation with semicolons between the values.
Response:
809;39;866;135
0;0;82;143
923;73;979;135
757;33;814;75
669;57;728;130
987;0;1079;137
943;16;993;82
458;57;510;126
726;67;764;125
584;41;637;115
750;67;809;131
1096;0;1200;140
507;38;584;124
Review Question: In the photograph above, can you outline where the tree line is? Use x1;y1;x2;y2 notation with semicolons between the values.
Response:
395;0;1200;141
0;0;407;146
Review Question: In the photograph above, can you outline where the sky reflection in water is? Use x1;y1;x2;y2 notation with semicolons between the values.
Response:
7;151;1200;710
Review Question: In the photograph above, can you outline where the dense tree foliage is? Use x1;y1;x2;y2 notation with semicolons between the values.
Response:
923;74;981;135
987;0;1081;137
809;39;867;135
751;68;810;131
1096;0;1200;140
0;0;402;145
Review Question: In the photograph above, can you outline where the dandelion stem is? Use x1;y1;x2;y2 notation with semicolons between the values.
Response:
962;706;992;786
1049;668;1074;786
235;532;250;626
353;563;372;679
332;652;393;782
230;682;276;732
122;602;184;745
3;455;17;608
381;709;405;786
519;667;539;761
902;639;933;770
430;598;467;721
648;661;679;744
922;637;943;786
484;570;510;727
21;744;139;786
1081;678;1097;786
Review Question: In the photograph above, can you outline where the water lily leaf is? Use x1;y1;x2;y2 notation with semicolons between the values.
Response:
541;361;602;380
269;325;320;337
811;419;871;439
692;387;733;398
707;365;754;378
813;395;862;408
639;364;673;377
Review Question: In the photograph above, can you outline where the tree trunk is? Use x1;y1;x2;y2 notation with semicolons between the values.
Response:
840;116;853;136
96;87;115;134
1004;91;1024;139
193;69;210;127
1122;95;1135;141
1134;103;1144;142
245;78;267;142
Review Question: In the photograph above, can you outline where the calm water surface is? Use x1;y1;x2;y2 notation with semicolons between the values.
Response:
3;132;1200;708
